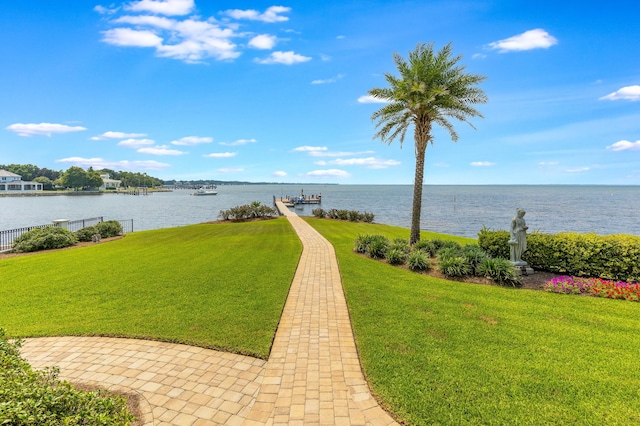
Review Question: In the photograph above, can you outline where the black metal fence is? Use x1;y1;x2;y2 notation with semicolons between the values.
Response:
0;217;133;252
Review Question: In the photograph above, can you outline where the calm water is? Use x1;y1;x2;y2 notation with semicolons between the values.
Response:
1;185;638;238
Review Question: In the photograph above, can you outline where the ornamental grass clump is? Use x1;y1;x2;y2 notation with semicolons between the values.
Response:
367;236;390;259
413;239;437;257
477;257;521;287
407;250;431;271
386;248;408;265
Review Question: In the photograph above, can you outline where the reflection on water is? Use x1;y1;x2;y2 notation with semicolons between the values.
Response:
1;185;639;238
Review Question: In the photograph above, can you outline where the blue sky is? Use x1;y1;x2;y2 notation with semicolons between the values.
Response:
1;0;639;184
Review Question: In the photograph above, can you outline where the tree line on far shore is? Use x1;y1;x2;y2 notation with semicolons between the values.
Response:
0;163;164;190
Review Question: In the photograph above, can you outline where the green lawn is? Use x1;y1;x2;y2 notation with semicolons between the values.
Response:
0;219;301;359
305;218;640;425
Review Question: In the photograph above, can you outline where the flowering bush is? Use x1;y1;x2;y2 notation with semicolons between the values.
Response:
544;276;640;302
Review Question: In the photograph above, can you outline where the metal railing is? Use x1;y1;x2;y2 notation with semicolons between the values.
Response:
0;217;133;252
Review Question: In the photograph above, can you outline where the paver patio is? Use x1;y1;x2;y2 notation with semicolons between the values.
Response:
21;204;398;425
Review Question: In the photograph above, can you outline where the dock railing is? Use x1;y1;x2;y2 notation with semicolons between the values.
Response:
0;217;133;252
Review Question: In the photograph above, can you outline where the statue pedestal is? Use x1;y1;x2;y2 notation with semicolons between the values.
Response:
513;263;534;276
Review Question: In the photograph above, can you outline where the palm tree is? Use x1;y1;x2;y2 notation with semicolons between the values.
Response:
369;42;487;245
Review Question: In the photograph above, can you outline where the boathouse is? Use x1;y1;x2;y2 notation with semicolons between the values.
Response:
0;169;43;192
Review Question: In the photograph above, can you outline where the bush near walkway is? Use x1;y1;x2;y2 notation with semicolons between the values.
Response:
0;328;135;425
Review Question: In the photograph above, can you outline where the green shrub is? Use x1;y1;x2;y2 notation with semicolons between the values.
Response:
437;247;461;262
438;255;472;277
76;225;99;242
440;240;462;251
312;208;326;218
336;209;350;221
361;212;375;223
354;234;375;253
478;257;521;287
431;239;448;251
413;239;437;257
461;244;487;275
479;228;640;282
347;210;362;222
0;328;135;425
367;235;390;259
219;202;277;220
391;238;411;254
95;220;123;238
386;248;408;265
407;251;431;272
477;227;510;259
12;227;78;253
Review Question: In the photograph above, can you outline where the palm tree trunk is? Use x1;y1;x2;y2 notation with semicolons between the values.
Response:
410;121;430;245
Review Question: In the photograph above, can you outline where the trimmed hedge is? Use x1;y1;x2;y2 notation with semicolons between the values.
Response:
478;228;640;282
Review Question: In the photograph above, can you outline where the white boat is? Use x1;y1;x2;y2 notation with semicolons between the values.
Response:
192;188;218;196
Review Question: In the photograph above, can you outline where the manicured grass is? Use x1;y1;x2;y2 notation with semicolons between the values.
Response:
0;219;302;359
305;218;640;425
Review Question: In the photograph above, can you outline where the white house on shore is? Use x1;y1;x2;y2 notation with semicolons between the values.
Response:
99;173;122;190
0;169;43;192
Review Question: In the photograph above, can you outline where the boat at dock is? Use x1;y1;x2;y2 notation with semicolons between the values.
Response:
192;188;218;196
276;190;321;207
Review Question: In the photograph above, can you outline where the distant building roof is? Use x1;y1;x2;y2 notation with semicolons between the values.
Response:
0;169;22;178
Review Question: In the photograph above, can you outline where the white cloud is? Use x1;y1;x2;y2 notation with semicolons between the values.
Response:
6;122;87;137
91;131;147;140
311;74;344;85
218;167;244;173
305;169;351;178
101;28;163;47
118;138;155;148
273;171;287;177
599;85;640;101
137;145;187;155
125;0;194;16
472;53;487;59
357;94;389;104
102;13;240;63
219;138;257;146
94;5;119;14
171;136;213;145
486;29;558;53
336;35;345;40
565;167;590;173
56;157;170;170
433;162;450;168
248;34;277;50
606;140;640;151
204;152;236;158
538;161;559;166
316;157;400;169
223;6;291;23
256;51;311;65
470;161;496;167
308;150;375;158
293;146;327;153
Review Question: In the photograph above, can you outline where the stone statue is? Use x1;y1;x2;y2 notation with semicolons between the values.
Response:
508;208;528;266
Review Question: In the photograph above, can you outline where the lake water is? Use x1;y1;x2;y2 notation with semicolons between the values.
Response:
1;185;639;238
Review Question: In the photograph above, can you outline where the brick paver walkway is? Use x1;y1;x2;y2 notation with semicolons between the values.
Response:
21;204;398;425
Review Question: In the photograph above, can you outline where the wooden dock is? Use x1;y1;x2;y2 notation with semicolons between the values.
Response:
274;193;322;207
